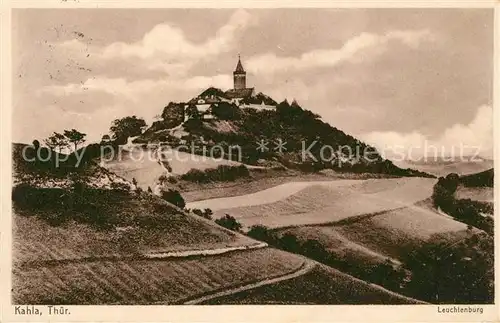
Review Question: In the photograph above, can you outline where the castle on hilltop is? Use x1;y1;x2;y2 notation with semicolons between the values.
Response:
183;56;278;121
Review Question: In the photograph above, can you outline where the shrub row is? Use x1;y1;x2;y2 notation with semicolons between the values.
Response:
180;164;250;183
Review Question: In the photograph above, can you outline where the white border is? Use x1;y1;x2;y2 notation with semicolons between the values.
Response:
1;1;498;322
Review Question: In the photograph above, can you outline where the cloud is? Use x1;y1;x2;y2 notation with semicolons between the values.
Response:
362;105;493;159
246;29;434;75
57;9;253;77
39;74;232;99
103;9;252;60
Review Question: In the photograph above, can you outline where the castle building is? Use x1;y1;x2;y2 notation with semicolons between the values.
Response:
183;55;277;121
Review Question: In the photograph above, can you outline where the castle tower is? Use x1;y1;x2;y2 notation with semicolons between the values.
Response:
233;54;246;90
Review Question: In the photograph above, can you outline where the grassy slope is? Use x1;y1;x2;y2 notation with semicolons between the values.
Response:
103;148;242;189
13;209;256;264
203;264;423;305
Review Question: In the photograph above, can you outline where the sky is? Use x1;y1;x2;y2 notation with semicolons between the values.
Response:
12;8;493;158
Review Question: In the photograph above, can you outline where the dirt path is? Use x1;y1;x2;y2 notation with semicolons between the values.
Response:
145;242;267;259
182;259;316;305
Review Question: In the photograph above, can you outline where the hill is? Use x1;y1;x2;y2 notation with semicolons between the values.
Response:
392;158;493;177
138;95;433;178
459;168;494;187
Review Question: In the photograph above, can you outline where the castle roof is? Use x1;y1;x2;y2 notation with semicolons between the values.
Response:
234;56;245;74
225;87;254;99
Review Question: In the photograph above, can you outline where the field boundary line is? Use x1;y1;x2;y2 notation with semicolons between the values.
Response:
144;242;267;259
177;259;316;305
274;206;407;231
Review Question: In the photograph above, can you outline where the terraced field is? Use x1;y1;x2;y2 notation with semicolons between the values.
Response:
204;264;424;305
189;177;436;229
13;248;305;305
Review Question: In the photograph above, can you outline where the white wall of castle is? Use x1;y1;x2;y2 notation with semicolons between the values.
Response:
241;103;276;110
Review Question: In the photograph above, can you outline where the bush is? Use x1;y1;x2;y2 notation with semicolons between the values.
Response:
215;214;242;232
432;173;494;234
402;234;494;303
278;232;300;253
180;168;208;183
110;181;131;193
160;189;185;208
247;225;275;242
211;102;242;120
180;164;250;183
192;208;213;220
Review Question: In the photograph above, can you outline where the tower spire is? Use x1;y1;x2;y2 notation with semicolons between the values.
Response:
233;54;246;89
235;54;245;73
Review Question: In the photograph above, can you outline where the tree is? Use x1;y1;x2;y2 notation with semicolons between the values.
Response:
110;116;147;143
215;214;242;232
101;134;111;143
402;234;494;303
301;239;328;261
247;225;273;242
444;173;460;194
278;232;300;252
212;102;241;120
32;139;40;150
63;129;87;151
160;189;185;208
161;102;184;121
185;104;200;120
44;132;69;153
192;208;213;220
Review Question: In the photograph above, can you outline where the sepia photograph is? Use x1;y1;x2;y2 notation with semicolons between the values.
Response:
6;4;496;317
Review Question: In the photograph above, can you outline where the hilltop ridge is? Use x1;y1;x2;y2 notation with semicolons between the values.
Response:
136;89;433;178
